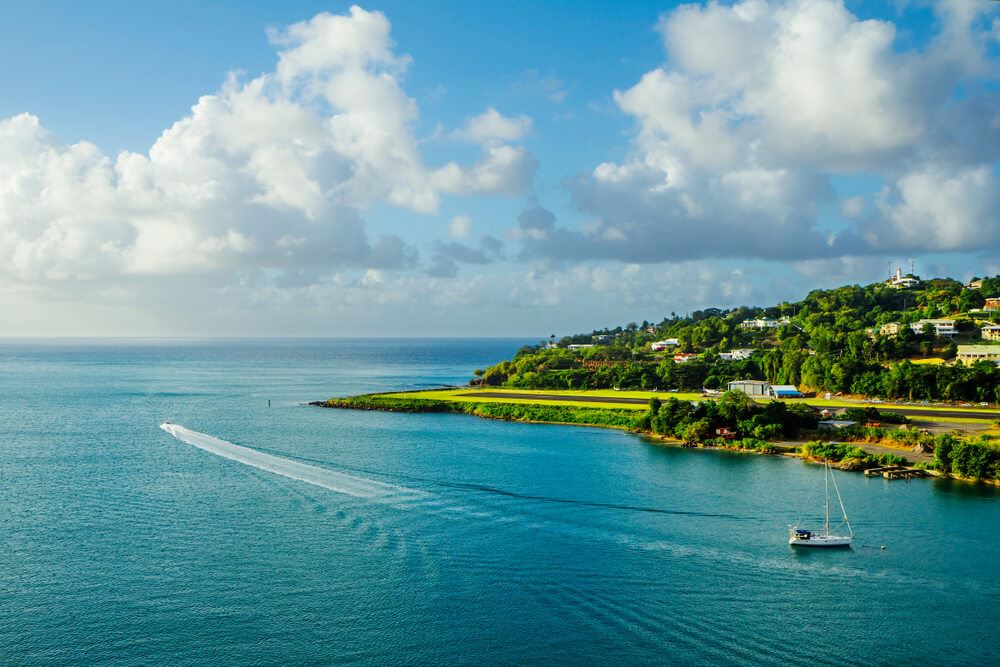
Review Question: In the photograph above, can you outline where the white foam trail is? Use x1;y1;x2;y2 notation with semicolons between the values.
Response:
160;423;429;502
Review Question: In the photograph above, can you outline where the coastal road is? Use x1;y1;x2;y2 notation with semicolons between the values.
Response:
460;392;1000;421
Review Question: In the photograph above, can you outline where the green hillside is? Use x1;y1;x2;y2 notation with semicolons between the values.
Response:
478;275;1000;402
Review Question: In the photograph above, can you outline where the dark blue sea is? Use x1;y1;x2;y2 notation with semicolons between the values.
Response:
1;338;997;665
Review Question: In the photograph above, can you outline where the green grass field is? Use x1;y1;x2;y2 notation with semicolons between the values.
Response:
911;415;996;425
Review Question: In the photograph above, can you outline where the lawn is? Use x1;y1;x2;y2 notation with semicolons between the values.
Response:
917;415;997;426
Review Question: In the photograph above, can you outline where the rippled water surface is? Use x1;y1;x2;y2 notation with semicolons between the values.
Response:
1;338;998;665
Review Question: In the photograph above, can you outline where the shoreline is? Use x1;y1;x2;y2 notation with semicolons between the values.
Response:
313;395;999;487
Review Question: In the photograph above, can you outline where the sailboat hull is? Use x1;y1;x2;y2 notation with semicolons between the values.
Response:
789;534;852;548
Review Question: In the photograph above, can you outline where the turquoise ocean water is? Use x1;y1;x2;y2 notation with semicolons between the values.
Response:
1;338;998;665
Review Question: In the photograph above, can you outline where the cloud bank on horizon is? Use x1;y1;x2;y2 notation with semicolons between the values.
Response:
0;0;998;335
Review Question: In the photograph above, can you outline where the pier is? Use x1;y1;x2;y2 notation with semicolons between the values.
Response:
864;466;929;480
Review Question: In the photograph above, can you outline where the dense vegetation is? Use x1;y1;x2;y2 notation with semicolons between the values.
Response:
636;391;818;442
476;275;1000;402
800;441;907;468
322;396;645;429
933;434;1000;480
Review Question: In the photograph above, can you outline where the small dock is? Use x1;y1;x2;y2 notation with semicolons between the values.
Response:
864;466;929;480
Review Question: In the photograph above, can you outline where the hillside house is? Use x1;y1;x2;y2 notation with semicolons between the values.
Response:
740;317;788;331
880;322;902;335
717;350;755;361
981;326;1000;341
740;318;777;330
910;319;957;337
650;339;679;351
985;298;1000;312
956;345;1000;365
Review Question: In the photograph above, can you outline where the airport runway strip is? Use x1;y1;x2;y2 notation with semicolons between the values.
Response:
460;392;999;422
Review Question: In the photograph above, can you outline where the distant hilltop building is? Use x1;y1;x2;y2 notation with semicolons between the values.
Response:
718;348;755;361
910;319;958;337
981;325;1000;341
967;278;983;290
956;345;1000;365
878;320;958;336
878;320;956;338
740;317;790;330
887;265;920;289
880;322;902;336
650;339;679;351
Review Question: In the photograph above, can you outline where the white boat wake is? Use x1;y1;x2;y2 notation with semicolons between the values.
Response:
160;422;429;503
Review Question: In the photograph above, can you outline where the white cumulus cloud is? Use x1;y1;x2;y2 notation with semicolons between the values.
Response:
0;6;536;289
456;108;533;145
521;0;1000;264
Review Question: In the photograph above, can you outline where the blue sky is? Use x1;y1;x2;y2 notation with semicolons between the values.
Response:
2;2;660;154
1;1;998;336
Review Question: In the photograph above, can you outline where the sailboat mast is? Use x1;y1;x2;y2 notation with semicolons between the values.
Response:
824;460;830;535
828;461;853;537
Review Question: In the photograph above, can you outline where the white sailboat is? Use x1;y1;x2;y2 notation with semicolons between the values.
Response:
789;459;853;548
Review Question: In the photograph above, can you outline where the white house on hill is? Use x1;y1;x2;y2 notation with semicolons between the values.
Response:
740;317;789;331
910;319;957;337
